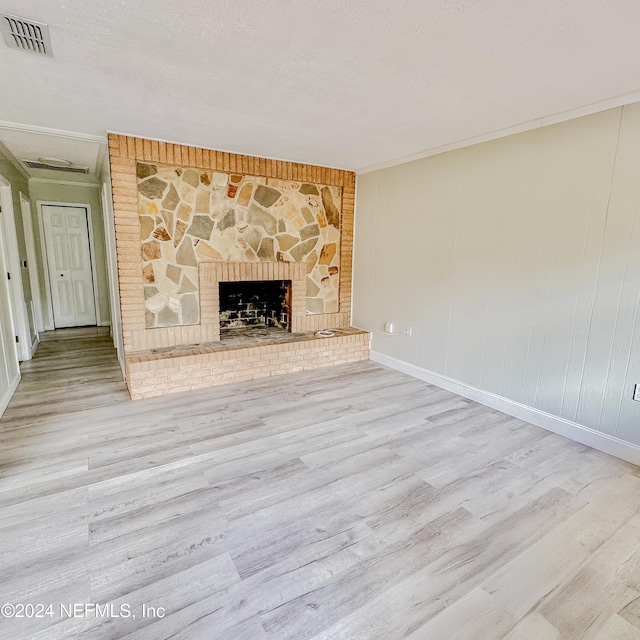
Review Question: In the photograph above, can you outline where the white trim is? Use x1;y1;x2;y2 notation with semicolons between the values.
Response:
370;350;640;467
0;373;19;419
357;91;640;174
100;180;125;377
0;175;31;360
27;305;39;358
0;194;20;405
84;203;102;325
0;120;106;143
36;202;54;330
29;178;100;188
37;201;101;329
19;192;44;334
350;176;358;325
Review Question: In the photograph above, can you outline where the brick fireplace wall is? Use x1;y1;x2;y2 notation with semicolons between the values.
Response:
108;135;368;399
107;134;356;353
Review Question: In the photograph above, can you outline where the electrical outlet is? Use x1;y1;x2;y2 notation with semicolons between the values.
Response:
384;323;413;337
633;384;640;402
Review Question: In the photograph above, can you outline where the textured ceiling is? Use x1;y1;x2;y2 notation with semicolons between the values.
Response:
1;0;640;172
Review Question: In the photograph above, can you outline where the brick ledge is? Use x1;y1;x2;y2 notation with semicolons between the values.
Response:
125;328;371;400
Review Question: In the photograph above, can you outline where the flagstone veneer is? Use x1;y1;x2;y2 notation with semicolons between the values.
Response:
136;162;343;328
108;134;357;358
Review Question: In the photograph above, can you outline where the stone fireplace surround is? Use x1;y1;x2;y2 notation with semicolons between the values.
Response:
108;134;370;399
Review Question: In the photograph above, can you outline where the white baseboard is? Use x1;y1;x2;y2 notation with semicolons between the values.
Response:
0;374;20;419
29;333;39;359
371;351;640;467
117;353;126;381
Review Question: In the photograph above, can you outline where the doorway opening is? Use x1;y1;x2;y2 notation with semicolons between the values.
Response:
40;203;99;328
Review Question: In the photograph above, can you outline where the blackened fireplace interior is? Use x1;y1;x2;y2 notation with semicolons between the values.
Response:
219;280;291;332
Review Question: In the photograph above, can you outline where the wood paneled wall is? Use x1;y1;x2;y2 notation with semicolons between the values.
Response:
353;104;640;446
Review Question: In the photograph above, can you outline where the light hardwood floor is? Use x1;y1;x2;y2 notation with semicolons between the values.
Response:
1;328;640;639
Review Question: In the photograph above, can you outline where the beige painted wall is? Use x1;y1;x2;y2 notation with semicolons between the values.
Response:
353;104;640;446
29;181;110;327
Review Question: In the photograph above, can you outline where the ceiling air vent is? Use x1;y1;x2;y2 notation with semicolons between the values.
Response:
23;160;89;174
0;13;52;56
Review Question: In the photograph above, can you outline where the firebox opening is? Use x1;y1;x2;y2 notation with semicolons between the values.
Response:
219;280;291;334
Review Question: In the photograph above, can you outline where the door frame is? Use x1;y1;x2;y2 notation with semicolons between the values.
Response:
101;181;125;375
37;201;101;330
0;180;20;416
0;174;31;360
20;191;43;342
0;228;20;416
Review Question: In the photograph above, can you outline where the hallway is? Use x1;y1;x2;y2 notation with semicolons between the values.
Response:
2;328;128;427
0;328;127;478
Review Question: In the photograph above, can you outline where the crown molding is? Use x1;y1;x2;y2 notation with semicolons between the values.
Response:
357;89;640;174
0;121;107;143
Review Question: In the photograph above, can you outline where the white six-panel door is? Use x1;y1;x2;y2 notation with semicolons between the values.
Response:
42;205;97;328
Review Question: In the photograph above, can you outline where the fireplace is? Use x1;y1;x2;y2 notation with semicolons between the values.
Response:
219;280;291;333
199;261;307;341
